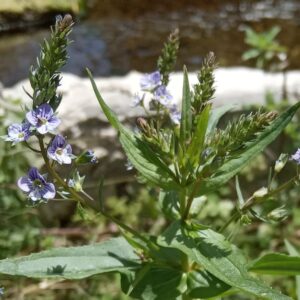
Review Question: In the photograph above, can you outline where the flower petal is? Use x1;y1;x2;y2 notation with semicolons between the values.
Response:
42;183;56;199
17;176;32;192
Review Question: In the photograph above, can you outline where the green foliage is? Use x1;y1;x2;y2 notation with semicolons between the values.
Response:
179;66;192;147
209;110;277;161
200;102;300;195
157;29;179;86
192;52;216;114
0;237;140;279
158;221;291;299
242;26;287;70
285;240;300;300
1;19;300;300
29;14;73;110
250;253;300;276
0;100;42;259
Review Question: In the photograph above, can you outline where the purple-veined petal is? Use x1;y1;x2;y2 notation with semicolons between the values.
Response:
42;183;56;199
37;104;53;119
26;111;38;126
17;176;32;192
47;116;61;131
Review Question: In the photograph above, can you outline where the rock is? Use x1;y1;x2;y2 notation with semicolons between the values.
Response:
2;68;300;188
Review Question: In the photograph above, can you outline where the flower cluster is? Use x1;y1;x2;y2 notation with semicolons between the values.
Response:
132;71;181;124
3;103;96;202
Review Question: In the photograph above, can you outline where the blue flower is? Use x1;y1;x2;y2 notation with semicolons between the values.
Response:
291;149;300;164
86;150;98;163
75;149;97;164
26;104;60;134
5;122;31;144
131;92;145;107
169;105;181;125
47;134;73;164
18;167;56;201
0;287;4;297
140;71;161;91
153;85;173;106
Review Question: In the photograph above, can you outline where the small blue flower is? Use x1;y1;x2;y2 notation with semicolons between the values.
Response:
169;105;181;125
0;287;4;297
153;85;173;106
5;122;31;144
26;104;60;134
47;134;73;165
140;71;161;91
131;92;145;107
75;149;97;164
291;149;300;164
86;150;98;164
18;167;56;201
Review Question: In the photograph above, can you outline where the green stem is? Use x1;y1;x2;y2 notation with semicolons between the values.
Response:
220;175;298;233
182;177;202;220
38;136;153;247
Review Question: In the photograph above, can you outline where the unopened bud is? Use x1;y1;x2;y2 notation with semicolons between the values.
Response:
265;111;278;122
136;117;152;136
267;206;288;222
76;149;97;164
253;187;268;199
56;14;73;31
68;171;85;192
240;214;252;225
275;153;289;173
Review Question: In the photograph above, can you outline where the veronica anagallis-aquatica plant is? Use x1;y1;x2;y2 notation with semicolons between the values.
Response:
1;15;300;300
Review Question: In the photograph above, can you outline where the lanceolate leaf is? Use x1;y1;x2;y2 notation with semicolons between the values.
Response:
129;265;186;300
180;66;192;146
199;101;300;195
187;269;231;298
0;237;140;279
250;253;300;276
285;240;300;300
158;222;291;300
186;104;211;167
87;69;179;190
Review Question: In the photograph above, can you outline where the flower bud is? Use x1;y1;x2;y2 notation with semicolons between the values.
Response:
240;214;252;225
267;206;288;222
253;187;268;199
136;117;152;137
68;172;85;192
275;153;289;173
75;149;97;164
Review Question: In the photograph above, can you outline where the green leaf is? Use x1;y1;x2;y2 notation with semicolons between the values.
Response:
158;222;291;300
186;104;211;167
187;269;231;298
235;176;245;208
242;49;260;61
158;190;180;221
285;240;300;300
250;253;300;276
87;69;179;190
206;104;236;137
180;66;192;146
0;237;140;279
129;265;186;300
199;101;300;195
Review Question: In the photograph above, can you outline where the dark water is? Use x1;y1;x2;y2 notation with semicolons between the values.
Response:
0;0;300;86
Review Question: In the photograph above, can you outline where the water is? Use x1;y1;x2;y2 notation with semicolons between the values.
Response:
0;0;299;86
